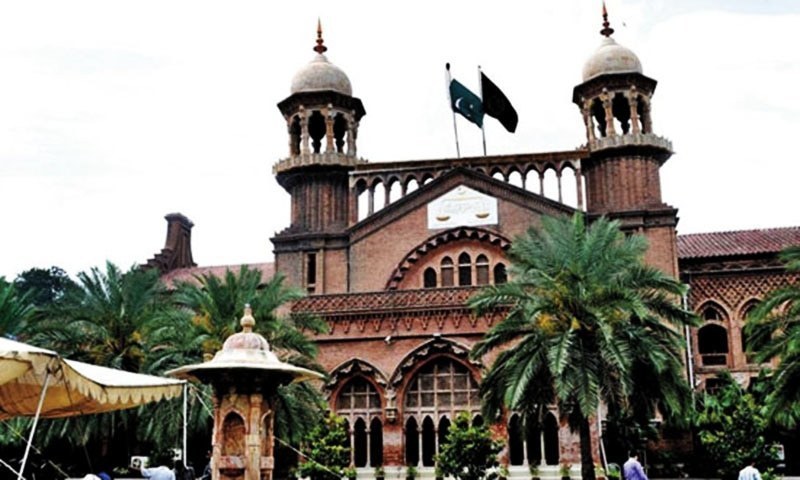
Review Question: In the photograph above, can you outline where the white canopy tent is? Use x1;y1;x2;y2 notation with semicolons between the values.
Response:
0;337;186;479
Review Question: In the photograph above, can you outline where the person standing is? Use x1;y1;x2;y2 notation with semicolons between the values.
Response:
623;451;648;480
739;461;762;480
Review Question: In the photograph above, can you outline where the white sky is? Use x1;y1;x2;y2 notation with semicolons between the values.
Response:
1;0;799;279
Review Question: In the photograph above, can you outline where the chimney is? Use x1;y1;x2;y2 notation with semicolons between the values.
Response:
144;213;197;274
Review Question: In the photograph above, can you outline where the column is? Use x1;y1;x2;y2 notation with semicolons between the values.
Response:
325;105;335;153
575;166;584;211
556;170;563;204
365;426;371;468
368;187;375;216
628;89;641;135
583;100;596;142
300;109;310;155
601;90;615;137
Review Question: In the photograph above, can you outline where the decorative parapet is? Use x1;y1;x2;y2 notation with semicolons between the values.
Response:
273;152;368;174
589;133;672;153
291;287;479;315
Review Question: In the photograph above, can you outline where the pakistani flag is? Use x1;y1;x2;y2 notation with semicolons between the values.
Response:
449;78;484;127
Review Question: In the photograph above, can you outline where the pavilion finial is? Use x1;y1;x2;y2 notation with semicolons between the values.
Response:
314;18;328;54
600;1;615;37
241;304;255;332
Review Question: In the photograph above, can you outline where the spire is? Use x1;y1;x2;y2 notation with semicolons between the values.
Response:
240;304;255;333
314;18;328;54
600;1;615;37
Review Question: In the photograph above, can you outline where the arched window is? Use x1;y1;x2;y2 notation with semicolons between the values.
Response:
698;324;729;366
353;418;368;467
333;113;347;153
308;110;326;153
290;116;301;155
438;416;451;451
370;417;383;467
508;414;524;466
476;255;489;285
494;263;507;284
421;416;436;466
222;413;245;456
543;412;559;466
403;358;480;466
458;253;472;286
740;303;764;364
423;268;437;289
335;377;383;467
703;306;723;321
441;257;454;287
405;417;419;466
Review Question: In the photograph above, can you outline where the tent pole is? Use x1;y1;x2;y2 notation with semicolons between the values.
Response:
183;383;188;468
19;371;50;480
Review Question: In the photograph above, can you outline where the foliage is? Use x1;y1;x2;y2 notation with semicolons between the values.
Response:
0;276;34;338
469;214;698;480
746;245;800;427
296;413;351;480
436;412;502;480
14;266;77;308
692;372;778;479
166;267;328;446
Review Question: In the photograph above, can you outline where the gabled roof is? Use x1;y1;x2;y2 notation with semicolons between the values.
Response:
160;262;275;288
349;166;576;242
677;227;800;259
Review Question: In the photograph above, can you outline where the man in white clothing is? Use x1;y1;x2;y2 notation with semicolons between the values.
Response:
738;461;762;480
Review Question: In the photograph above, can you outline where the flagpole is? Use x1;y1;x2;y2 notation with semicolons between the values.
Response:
446;63;461;158
478;65;487;156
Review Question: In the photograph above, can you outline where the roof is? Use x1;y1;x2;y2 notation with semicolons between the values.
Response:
160;262;275;288
678;227;800;259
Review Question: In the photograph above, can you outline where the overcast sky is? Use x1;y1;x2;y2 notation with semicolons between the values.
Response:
1;0;799;280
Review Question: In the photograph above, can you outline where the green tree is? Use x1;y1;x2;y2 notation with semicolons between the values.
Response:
161;266;329;446
0;277;34;338
26;261;176;466
692;372;777;479
436;412;502;480
746;245;800;427
14;266;77;308
469;214;697;480
296;412;351;480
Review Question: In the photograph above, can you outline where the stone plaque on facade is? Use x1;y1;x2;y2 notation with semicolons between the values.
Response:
427;185;498;229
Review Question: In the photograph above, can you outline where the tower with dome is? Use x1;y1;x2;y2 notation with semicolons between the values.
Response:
146;11;800;478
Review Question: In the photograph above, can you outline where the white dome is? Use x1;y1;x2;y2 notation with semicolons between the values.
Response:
582;36;643;82
290;53;353;96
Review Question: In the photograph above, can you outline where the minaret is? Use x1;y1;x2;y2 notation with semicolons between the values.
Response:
272;22;366;294
572;4;680;276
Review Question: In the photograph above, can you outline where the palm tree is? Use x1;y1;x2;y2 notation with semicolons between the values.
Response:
746;245;800;427
161;266;329;446
26;261;176;469
0;277;34;339
469;214;697;480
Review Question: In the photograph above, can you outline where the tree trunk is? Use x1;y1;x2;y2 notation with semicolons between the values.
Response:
579;416;596;480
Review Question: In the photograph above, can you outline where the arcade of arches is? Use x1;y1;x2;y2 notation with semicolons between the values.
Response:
331;356;561;470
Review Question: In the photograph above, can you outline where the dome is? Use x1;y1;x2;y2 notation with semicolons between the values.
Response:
290;53;353;96
582;36;643;82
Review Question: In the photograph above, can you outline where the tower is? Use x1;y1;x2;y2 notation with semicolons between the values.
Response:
272;22;366;294
573;5;680;276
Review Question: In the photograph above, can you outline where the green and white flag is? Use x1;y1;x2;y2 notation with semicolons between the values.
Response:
449;78;484;128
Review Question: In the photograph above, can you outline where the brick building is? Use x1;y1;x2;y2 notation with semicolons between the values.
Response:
145;16;800;480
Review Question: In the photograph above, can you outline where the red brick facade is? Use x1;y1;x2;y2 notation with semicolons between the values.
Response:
148;22;800;480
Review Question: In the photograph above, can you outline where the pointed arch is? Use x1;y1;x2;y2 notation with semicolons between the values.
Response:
388;337;478;390
385;226;512;290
